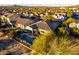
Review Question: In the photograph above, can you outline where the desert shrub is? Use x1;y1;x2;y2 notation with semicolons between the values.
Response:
32;31;79;55
32;31;55;55
49;36;74;55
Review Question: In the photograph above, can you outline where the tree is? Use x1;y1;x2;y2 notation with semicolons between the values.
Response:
40;15;56;21
66;10;73;17
70;28;79;37
63;18;77;26
58;27;69;36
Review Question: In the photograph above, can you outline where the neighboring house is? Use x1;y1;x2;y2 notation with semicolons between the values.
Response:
20;15;41;22
0;13;19;26
9;14;20;22
77;23;79;29
9;14;20;27
72;12;79;20
52;15;57;19
0;32;4;37
30;16;41;22
53;13;66;20
69;8;77;10
57;15;64;20
69;22;77;28
29;13;34;17
0;15;12;25
45;20;62;31
20;15;30;19
69;22;79;29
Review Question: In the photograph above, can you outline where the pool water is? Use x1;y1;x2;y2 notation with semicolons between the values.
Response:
19;34;34;45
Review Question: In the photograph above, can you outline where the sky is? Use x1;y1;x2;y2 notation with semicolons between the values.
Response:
0;0;79;6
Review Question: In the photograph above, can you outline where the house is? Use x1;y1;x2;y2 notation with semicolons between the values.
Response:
15;17;35;29
26;20;62;34
30;21;52;34
19;20;52;36
0;32;4;37
24;20;63;35
15;20;63;45
0;13;20;26
15;21;53;45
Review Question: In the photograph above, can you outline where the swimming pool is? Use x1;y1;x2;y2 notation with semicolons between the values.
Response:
19;34;34;45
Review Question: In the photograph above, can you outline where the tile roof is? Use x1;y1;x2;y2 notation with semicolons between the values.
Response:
35;21;51;31
45;20;60;31
28;21;52;32
16;18;34;26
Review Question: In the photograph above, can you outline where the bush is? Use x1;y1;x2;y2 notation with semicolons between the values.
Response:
32;31;79;55
49;36;74;55
40;15;56;21
71;28;79;37
32;31;55;55
58;27;69;36
63;18;77;26
66;10;73;17
73;28;79;34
